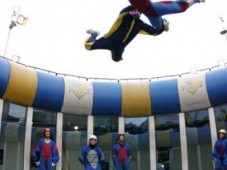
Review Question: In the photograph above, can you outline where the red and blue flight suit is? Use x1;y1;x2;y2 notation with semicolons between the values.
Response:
112;134;132;170
129;0;204;29
32;128;59;170
211;129;227;170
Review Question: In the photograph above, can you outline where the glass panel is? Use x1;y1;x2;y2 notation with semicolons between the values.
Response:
30;109;57;170
155;114;181;170
185;109;213;170
62;114;87;170
214;105;227;131
94;116;118;170
124;117;149;170
0;102;26;170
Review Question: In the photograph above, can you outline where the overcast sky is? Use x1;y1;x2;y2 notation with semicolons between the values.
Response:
0;0;227;79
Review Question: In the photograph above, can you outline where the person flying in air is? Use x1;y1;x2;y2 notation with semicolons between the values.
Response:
84;5;167;62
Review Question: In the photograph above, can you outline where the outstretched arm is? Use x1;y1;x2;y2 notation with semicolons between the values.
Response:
139;21;165;36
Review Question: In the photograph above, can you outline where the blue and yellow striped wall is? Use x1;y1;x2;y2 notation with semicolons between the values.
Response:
0;57;227;116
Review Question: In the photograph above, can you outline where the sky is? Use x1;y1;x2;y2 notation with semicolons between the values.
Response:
0;0;227;79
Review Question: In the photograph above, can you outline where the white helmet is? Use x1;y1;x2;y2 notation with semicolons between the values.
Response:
89;135;97;140
219;129;226;134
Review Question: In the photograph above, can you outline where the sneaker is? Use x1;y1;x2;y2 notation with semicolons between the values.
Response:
162;19;169;32
86;29;100;36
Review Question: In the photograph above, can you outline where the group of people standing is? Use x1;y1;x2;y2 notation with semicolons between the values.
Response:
32;127;227;170
78;133;132;170
32;128;132;170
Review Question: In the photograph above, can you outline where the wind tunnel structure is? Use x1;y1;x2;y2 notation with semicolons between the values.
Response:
0;56;227;116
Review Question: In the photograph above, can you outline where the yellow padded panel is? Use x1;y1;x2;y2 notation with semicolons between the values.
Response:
121;82;151;117
3;61;37;106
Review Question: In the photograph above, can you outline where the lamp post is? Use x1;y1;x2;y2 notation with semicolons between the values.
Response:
219;17;227;40
4;6;28;58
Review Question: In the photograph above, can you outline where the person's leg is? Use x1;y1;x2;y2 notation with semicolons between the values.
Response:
215;159;223;170
123;164;130;170
146;0;202;29
85;29;101;50
145;15;163;29
223;158;227;170
129;0;203;17
151;0;202;16
129;0;203;29
86;29;100;43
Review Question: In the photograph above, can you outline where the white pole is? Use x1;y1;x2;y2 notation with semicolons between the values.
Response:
179;112;189;170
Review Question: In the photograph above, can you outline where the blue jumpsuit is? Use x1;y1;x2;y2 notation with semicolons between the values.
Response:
32;139;59;170
211;138;227;170
78;145;105;170
129;0;202;29
112;143;132;170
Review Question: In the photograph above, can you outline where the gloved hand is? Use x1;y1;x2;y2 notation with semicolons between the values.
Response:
52;163;56;167
35;161;40;166
162;18;169;32
130;11;141;19
212;158;217;163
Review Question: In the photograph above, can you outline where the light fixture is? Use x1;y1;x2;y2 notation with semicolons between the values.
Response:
74;126;79;131
220;29;227;35
219;16;227;40
4;6;28;58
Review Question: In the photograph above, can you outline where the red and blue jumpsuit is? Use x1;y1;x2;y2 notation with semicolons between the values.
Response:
211;138;227;170
129;0;202;29
33;139;59;170
112;143;132;170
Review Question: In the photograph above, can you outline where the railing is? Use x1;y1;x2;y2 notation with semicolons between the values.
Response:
0;55;225;82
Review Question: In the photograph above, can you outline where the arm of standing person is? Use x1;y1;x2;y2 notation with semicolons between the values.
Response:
32;141;41;166
78;146;86;165
211;141;218;161
51;141;59;166
112;145;117;163
126;144;132;161
97;146;105;165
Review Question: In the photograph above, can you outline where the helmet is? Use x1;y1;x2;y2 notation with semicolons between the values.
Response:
219;129;226;134
43;128;51;133
43;128;51;136
89;135;97;140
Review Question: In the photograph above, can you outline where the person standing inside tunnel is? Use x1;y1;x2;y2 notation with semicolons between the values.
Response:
211;129;227;170
78;135;105;170
112;134;132;170
32;128;59;170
